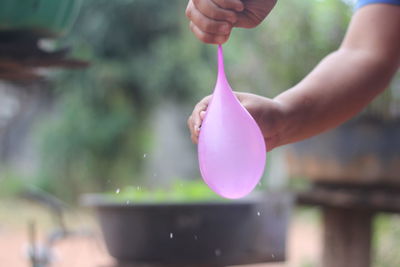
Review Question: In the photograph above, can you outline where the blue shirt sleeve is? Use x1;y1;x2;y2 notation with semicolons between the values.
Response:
357;0;400;9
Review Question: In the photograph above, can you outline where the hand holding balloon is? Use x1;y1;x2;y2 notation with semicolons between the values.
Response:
185;0;277;44
188;92;287;152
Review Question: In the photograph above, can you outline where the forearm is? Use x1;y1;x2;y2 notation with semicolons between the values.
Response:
270;4;400;147
274;48;398;146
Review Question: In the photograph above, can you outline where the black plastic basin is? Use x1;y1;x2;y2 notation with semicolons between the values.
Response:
82;192;292;266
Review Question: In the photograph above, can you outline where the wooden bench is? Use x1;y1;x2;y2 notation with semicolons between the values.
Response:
297;182;400;267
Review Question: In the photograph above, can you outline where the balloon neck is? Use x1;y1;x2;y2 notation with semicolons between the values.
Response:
217;45;228;87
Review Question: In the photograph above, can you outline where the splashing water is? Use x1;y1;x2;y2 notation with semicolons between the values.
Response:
115;188;120;194
169;233;174;239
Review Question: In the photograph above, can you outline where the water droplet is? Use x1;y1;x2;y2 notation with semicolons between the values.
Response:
169;233;174;239
115;188;120;194
215;249;222;257
194;235;198;240
126;200;130;205
143;153;147;158
257;211;261;216
271;254;275;259
137;186;141;191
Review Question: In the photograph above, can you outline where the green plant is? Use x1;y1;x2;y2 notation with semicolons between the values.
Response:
108;180;228;203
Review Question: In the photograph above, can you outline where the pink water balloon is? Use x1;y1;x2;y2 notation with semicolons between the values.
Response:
198;45;266;199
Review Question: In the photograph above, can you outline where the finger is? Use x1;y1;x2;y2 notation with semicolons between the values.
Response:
234;91;246;101
191;133;199;144
198;95;212;107
188;112;199;139
189;1;232;35
212;0;244;12
193;96;211;130
188;114;201;142
235;12;260;28
188;115;199;144
187;115;195;137
234;0;277;28
189;21;228;44
193;104;207;130
192;0;238;24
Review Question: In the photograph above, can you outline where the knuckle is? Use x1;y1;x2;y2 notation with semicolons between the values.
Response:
196;104;205;112
202;95;210;103
185;7;192;19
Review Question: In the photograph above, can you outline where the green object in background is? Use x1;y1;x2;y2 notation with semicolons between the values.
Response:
108;180;229;204
0;0;82;37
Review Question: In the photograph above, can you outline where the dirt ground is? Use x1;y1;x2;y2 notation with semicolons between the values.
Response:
0;200;321;267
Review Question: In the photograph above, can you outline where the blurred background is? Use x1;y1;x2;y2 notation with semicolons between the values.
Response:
0;0;399;266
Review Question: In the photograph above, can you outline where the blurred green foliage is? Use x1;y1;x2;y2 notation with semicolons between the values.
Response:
32;0;352;201
34;0;215;200
0;167;26;197
108;179;227;203
373;214;400;266
225;0;351;96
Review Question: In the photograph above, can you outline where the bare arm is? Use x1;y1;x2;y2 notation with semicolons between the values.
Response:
188;4;400;151
273;4;400;147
